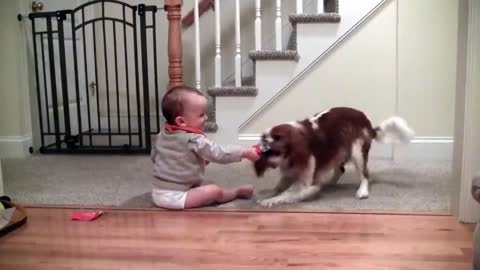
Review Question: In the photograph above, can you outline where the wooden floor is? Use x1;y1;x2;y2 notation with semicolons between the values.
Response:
0;207;474;270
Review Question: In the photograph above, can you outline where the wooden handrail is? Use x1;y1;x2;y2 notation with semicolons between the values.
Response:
164;0;183;90
181;0;214;28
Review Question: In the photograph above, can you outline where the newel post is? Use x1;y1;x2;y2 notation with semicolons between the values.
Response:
164;0;183;90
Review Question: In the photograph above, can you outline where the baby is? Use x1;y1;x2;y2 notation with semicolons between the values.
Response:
150;85;260;209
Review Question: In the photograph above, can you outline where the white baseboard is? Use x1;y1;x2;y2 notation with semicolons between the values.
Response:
238;134;452;161
393;137;453;161
0;135;32;158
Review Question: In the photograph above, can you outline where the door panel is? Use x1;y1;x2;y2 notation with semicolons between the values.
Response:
28;0;97;147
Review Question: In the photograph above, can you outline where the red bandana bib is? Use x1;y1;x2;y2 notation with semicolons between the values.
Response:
164;123;205;136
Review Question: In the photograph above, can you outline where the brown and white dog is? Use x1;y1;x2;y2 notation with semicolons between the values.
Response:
254;107;415;207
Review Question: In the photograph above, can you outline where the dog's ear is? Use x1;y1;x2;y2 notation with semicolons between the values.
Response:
253;155;269;177
286;128;309;169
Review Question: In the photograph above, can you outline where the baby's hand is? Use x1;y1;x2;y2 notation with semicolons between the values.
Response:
242;147;260;162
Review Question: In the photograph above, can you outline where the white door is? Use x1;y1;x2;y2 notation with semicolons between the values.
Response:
23;0;98;149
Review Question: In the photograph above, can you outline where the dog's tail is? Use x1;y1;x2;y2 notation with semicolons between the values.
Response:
373;117;415;144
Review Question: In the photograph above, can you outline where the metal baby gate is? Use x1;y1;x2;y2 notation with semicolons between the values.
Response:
28;0;164;154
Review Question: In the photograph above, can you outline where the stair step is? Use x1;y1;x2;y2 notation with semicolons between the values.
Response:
204;121;218;133
326;0;340;13
206;96;216;122
204;86;257;133
289;13;341;25
221;76;255;87
207;86;258;97
249;50;299;61
287;27;297;51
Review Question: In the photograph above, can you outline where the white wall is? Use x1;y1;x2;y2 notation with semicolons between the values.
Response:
397;0;458;137
241;0;458;146
0;0;33;158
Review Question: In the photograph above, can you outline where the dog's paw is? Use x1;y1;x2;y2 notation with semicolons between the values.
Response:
356;187;369;199
258;198;280;207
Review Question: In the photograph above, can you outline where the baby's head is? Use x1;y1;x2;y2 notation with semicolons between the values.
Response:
161;85;208;129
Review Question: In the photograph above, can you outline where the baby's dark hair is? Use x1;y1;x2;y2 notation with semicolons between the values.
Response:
161;85;205;125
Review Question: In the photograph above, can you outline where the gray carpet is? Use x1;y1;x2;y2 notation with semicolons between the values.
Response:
2;155;450;211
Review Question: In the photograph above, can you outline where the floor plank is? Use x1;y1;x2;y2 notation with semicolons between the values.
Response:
0;208;474;270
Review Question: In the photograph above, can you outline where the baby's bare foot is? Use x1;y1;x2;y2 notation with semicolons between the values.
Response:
237;185;254;199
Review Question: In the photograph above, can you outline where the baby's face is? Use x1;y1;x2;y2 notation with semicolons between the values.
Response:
180;93;208;129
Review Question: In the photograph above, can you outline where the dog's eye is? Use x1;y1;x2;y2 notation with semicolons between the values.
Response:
272;135;281;141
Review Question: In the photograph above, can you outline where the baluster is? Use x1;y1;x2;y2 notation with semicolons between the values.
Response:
165;0;183;90
297;0;303;14
317;0;324;13
255;0;261;51
235;0;241;87
215;0;221;87
194;0;201;89
275;0;282;51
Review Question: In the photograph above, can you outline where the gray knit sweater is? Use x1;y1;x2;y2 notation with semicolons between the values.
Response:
150;130;243;191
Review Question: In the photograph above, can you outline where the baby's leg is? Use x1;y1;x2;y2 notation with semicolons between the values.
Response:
184;184;253;209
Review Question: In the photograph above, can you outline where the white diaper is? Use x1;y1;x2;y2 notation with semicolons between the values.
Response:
151;188;188;209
